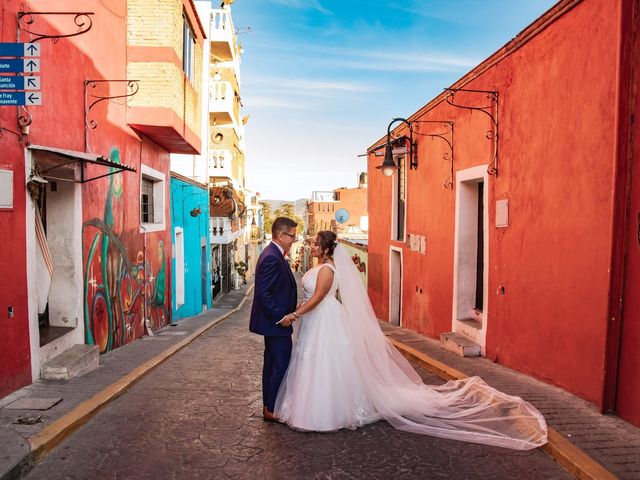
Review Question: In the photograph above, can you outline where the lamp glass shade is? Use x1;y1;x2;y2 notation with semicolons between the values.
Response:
380;143;397;176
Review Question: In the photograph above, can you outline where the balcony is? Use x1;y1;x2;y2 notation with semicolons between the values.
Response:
210;9;237;62
209;217;242;245
126;0;204;154
210;81;240;126
209;149;233;179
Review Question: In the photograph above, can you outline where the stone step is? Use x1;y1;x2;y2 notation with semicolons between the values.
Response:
440;332;481;357
41;344;99;381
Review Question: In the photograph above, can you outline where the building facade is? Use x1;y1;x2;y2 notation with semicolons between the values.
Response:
0;0;203;397
170;173;212;321
366;0;640;427
204;2;250;296
307;181;368;237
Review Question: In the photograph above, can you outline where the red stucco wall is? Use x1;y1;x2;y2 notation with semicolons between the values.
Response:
368;0;619;407
0;0;175;395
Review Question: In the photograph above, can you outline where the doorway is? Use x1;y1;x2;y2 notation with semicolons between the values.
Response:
452;166;488;352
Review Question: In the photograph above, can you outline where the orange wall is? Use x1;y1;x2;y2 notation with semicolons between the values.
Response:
368;0;618;406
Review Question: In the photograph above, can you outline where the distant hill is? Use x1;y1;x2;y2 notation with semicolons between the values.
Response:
262;198;308;217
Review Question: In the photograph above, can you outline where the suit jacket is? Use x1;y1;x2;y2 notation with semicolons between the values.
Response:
249;242;297;337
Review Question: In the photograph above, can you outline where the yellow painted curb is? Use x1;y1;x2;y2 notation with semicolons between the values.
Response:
28;285;255;462
388;336;618;480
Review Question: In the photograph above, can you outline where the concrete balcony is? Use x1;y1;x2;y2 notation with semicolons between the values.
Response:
209;148;233;179
210;81;240;126
210;217;242;245
210;9;237;62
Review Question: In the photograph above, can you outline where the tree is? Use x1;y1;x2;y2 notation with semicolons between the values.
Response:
274;203;304;235
260;201;274;235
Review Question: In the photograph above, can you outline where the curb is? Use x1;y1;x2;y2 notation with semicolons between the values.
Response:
22;285;254;471
387;337;617;480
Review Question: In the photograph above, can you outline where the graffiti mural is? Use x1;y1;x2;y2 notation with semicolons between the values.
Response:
83;148;168;353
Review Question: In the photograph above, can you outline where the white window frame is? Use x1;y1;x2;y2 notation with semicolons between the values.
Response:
140;164;166;233
182;14;195;83
175;227;185;307
390;155;407;242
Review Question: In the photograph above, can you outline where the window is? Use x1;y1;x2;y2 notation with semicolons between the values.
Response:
182;15;195;82
140;164;165;232
391;156;406;241
141;178;154;223
397;156;406;240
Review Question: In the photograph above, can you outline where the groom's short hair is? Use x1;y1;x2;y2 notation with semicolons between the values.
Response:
272;216;298;236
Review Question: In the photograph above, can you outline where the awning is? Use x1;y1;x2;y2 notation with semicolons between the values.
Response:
28;145;136;183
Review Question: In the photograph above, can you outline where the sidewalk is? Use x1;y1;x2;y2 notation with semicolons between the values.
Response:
0;282;254;480
380;322;640;480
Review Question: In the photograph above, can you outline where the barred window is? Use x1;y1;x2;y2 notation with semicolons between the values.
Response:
141;178;155;223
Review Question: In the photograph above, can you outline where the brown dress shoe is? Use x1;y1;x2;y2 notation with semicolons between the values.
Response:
263;407;280;423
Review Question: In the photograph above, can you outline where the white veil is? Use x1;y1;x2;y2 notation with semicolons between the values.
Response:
333;244;547;450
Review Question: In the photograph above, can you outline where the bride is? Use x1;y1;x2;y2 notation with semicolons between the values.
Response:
273;231;547;450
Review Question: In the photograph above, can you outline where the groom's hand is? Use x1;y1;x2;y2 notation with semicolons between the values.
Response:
279;314;295;327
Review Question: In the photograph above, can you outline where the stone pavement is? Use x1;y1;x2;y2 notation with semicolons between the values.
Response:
23;295;569;480
380;323;640;480
0;283;253;480
1;272;637;479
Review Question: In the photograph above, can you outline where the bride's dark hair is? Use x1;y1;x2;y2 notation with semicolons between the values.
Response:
317;230;337;259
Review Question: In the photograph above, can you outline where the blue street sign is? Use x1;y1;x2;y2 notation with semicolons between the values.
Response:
0;59;39;73
0;91;42;106
0;43;40;57
0;76;40;90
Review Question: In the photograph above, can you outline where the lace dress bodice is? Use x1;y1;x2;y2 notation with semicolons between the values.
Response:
301;263;338;303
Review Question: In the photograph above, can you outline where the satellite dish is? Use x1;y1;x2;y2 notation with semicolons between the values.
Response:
335;208;350;224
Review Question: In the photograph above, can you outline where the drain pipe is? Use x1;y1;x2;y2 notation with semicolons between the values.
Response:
141;224;153;336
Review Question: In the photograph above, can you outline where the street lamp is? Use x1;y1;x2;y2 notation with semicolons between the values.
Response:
376;117;417;176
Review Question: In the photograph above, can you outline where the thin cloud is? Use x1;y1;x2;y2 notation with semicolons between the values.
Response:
247;41;478;73
250;76;376;93
242;95;311;109
266;0;331;15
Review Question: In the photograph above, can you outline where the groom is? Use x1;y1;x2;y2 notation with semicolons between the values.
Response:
249;216;298;421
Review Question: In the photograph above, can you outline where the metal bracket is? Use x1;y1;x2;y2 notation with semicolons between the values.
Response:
445;88;498;176
84;80;139;129
84;80;139;151
18;11;94;43
414;120;455;189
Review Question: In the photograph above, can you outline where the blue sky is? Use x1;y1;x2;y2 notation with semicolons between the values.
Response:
231;0;558;201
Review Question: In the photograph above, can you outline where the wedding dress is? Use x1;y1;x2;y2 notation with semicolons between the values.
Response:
273;245;547;450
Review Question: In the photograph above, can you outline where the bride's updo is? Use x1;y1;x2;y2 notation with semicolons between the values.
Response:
317;230;337;259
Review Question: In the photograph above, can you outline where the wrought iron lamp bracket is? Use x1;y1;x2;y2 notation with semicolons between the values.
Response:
84;80;139;130
18;11;94;43
444;88;498;176
387;117;418;170
413;120;455;189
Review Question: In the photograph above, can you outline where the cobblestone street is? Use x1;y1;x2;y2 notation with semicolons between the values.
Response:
25;300;570;480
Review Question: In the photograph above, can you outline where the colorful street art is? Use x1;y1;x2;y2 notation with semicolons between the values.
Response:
83;148;168;353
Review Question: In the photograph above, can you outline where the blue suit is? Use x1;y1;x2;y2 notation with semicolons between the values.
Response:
249;242;297;411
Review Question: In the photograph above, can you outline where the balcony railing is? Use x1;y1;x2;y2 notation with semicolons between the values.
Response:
210;9;236;61
210;81;239;125
209;148;233;178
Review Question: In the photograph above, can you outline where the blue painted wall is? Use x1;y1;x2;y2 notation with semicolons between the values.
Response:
170;175;212;320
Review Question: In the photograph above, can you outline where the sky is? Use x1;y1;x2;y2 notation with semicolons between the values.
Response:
231;0;559;201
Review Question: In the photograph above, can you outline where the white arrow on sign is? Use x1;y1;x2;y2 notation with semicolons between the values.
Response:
23;43;40;57
25;76;40;90
26;92;41;106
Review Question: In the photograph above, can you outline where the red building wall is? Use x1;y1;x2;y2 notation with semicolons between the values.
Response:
0;0;201;396
368;0;619;408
